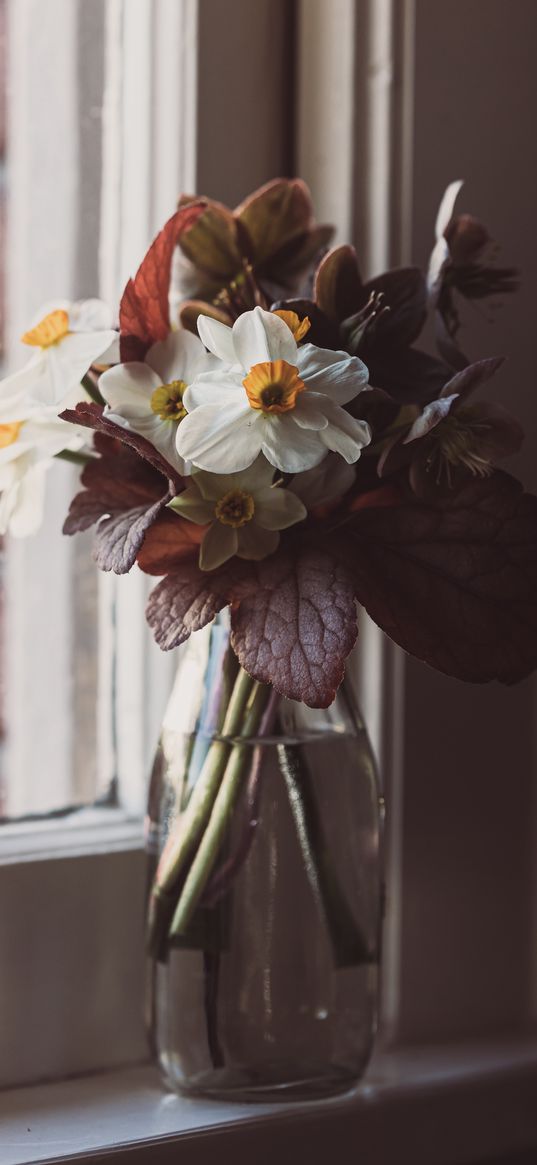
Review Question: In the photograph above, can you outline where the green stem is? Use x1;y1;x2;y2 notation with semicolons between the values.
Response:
154;667;255;897
168;681;270;939
55;449;94;467
81;372;105;406
278;743;372;968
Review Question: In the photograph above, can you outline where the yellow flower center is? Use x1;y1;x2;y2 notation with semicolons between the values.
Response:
21;309;70;348
215;489;255;528
273;309;311;343
243;359;306;414
150;380;188;422
0;422;22;448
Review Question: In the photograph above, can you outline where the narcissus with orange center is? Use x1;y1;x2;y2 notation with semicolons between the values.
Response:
243;359;306;414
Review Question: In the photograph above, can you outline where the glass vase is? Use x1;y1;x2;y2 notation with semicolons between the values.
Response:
145;613;383;1102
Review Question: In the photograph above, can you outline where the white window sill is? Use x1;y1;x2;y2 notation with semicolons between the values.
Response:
2;1037;537;1165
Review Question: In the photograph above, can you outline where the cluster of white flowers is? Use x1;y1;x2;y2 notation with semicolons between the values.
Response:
0;299;117;536
101;306;371;569
0;302;371;565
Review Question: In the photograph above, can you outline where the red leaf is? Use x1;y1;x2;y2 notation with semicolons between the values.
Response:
230;549;358;708
333;471;537;684
119;201;206;362
137;511;205;574
61;404;182;574
60;402;182;488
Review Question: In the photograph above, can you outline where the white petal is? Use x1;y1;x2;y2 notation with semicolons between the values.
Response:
404;396;457;443
0;357;48;420
146;329;215;384
253;487;307;530
260;414;326;473
298;344;369;404
4;460;49;537
233;306;297;370
291;454;356;507
177;403;264;472
237;522;279;561
39;330;117;405
96;335;120;366
427;237;450;297
183;370;245;411
69;298;115;331
434;180;464;240
319;401;371;463
200;521;238;570
197;315;237;365
194;456;274;501
293;392;329;431
99;363;161;416
169;486;213;525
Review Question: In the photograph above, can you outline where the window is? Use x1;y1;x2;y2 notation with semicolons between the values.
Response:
1;3;537;1162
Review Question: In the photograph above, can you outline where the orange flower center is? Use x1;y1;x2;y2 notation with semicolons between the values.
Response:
21;309;70;348
0;422;22;449
243;359;306;414
215;489;255;528
272;310;311;343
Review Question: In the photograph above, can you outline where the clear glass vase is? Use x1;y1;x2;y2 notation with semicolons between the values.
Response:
145;613;383;1102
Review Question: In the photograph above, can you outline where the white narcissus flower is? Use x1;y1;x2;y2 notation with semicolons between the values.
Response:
176;306;371;474
169;457;307;571
0;299;118;414
0;407;87;537
99;330;218;473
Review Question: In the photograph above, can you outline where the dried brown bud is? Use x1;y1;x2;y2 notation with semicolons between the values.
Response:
444;214;489;265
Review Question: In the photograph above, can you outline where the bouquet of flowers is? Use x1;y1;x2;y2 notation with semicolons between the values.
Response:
1;178;535;952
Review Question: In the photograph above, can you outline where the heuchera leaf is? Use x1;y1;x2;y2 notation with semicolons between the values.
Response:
331;471;537;685
146;560;251;652
61;403;182;574
229;549;358;708
119;201;205;362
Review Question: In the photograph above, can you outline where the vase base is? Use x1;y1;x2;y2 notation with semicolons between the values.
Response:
160;1057;368;1104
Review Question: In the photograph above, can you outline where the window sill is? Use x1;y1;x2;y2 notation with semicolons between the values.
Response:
2;1036;537;1165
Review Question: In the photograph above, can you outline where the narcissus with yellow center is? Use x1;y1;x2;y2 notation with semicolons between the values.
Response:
21;310;70;349
150;380;188;422
0;299;117;415
177;306;371;474
169;456;307;571
243;359;305;414
0;407;88;538
100;330;218;474
215;488;255;527
0;422;23;449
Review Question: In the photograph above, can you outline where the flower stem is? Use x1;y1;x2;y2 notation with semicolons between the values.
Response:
277;742;372;968
81;372;105;406
155;666;256;896
168;680;270;939
55;449;94;467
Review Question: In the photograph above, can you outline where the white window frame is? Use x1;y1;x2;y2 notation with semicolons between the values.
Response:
2;0;537;1160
